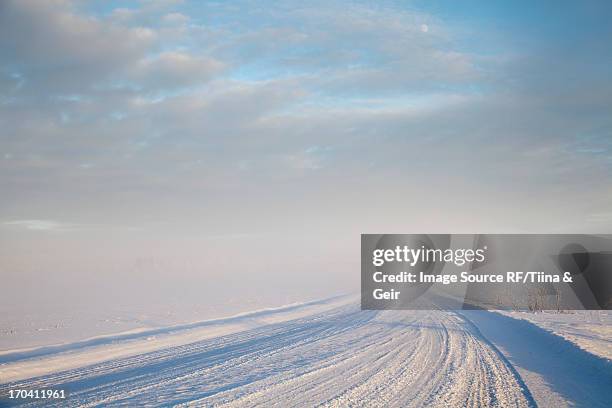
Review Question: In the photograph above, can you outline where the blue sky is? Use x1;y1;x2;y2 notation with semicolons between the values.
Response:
1;0;611;310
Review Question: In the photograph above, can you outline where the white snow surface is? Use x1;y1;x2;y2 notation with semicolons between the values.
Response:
500;310;612;360
0;296;610;407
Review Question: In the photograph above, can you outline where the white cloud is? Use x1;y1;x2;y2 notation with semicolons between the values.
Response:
162;12;190;25
0;0;156;92
129;52;224;90
4;219;66;231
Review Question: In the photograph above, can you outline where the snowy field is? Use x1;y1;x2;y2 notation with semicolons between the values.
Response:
500;310;612;360
0;296;610;407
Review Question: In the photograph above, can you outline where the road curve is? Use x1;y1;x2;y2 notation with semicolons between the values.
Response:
2;303;533;407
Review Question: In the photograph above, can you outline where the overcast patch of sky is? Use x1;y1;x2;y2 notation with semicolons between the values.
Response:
1;0;610;215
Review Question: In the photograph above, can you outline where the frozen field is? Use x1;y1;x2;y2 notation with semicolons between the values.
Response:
0;297;610;407
500;310;612;360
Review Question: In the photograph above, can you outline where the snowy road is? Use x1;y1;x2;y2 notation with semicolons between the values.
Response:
0;299;541;407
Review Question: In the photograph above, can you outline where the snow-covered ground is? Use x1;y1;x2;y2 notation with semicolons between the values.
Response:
0;295;310;353
500;310;612;360
0;297;610;407
461;310;611;408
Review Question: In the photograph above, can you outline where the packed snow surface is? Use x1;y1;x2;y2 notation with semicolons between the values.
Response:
0;296;610;407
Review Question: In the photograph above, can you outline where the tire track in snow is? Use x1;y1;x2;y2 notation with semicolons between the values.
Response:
2;304;533;407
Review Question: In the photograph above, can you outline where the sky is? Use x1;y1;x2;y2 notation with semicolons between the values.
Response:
1;0;611;316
